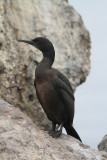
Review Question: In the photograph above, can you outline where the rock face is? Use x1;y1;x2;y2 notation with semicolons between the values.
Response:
0;0;91;129
98;135;107;152
0;99;107;160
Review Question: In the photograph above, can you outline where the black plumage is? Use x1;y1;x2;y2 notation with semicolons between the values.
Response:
18;37;82;142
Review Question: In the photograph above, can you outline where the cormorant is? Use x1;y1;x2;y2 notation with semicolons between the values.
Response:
18;37;82;142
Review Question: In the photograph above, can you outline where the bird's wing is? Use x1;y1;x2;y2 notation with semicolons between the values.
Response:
53;76;74;123
52;68;74;93
58;71;74;93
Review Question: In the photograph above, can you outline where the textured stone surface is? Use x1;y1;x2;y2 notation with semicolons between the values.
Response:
98;135;107;152
0;0;91;129
0;99;107;160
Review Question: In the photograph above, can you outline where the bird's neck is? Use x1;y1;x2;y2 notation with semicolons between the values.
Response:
35;48;55;78
39;56;54;69
35;56;54;78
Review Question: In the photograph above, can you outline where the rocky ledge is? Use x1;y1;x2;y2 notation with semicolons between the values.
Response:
0;99;107;160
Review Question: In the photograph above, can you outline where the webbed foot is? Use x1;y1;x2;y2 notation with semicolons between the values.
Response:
48;123;63;138
48;130;62;138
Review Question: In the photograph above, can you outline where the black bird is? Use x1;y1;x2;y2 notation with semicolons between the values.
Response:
18;37;82;142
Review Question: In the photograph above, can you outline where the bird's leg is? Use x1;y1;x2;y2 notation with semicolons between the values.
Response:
48;123;63;138
52;122;56;131
59;123;63;131
48;122;56;133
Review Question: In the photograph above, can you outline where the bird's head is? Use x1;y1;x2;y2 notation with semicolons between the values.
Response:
18;37;55;61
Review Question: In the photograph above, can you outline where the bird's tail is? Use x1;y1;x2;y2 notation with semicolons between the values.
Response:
64;123;82;142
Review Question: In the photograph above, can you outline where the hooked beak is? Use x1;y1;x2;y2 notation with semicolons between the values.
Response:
18;39;33;45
